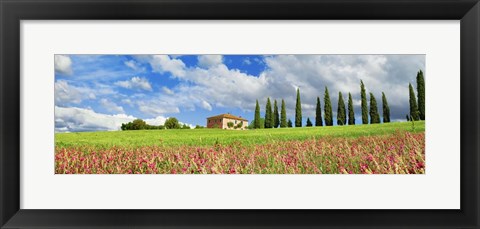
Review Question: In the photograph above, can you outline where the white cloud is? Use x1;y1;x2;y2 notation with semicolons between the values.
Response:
114;76;152;91
124;60;145;72
158;55;422;121
55;106;135;132
197;55;223;68
129;54;424;121
55;106;170;132
201;100;212;111
137;100;180;117
143;116;168;126
54;55;73;75
148;55;186;77
99;98;125;114
121;99;134;107
55;80;96;105
162;86;174;95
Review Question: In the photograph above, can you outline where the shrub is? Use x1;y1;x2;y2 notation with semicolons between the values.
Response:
236;121;243;128
165;117;181;129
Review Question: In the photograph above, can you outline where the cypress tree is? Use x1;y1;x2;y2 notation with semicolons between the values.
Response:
406;114;410;121
337;92;346;125
382;92;390;123
265;97;273;128
409;83;420;121
348;93;355;125
280;99;287;128
315;97;323;126
416;70;425;120
369;93;380;124
361;80;368;124
295;88;302;127
287;119;293;127
306;118;313;127
254;100;261;129
324;87;333;126
273;100;279;128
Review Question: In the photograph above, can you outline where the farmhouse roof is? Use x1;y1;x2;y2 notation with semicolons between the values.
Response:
206;113;248;121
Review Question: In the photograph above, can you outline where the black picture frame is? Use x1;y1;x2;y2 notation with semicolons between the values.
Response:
1;0;479;228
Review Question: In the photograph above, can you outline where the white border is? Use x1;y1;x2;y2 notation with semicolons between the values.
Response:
21;21;460;209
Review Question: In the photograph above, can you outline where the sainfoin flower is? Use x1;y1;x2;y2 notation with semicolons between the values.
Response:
55;132;425;174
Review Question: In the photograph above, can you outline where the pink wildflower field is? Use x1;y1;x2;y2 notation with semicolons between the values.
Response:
55;131;424;174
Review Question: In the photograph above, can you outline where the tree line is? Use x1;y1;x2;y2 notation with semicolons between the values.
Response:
251;69;425;129
121;117;204;130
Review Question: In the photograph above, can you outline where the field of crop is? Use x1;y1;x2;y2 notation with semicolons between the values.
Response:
55;121;425;174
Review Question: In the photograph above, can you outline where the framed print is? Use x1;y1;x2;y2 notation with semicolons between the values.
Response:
1;0;479;228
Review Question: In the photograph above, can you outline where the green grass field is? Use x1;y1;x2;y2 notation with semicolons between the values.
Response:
55;121;425;149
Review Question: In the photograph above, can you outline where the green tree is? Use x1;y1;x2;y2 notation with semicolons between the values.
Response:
409;83;420;121
315;97;323;126
295;88;302;127
348;93;355;125
337;92;346;125
265;97;273;128
382;92;390;123
361;80;368;124
280;99;287;128
273;100;280;128
287;119;293;127
131;119;147;130
324;87;333;126
369;93;380;124
254;100;261;129
164;117;181;129
249;118;265;129
306;118;313;127
416;70;425;120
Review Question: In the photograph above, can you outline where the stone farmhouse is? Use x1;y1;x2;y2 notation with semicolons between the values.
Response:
206;113;249;130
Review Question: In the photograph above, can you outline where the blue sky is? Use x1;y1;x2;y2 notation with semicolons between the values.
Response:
55;54;425;132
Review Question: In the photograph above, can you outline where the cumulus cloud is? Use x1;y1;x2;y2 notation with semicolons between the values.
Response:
114;76;152;91
139;54;424;121
55;80;96;106
99;98;125;114
143;116;168;126
259;55;425;119
57;54;424;131
162;86;174;95
197;55;223;68
121;98;134;107
55;106;135;132
55;106;170;132
137;100;180;117
124;59;145;72
147;55;186;77
201;100;212;111
54;55;73;75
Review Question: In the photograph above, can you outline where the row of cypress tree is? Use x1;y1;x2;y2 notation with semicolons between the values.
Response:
407;70;426;121
252;70;425;129
253;84;391;128
314;83;389;127
253;98;290;128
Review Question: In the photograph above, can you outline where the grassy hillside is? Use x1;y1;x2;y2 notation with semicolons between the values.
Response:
55;121;425;149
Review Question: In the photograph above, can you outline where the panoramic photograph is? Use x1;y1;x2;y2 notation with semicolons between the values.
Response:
54;54;425;174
